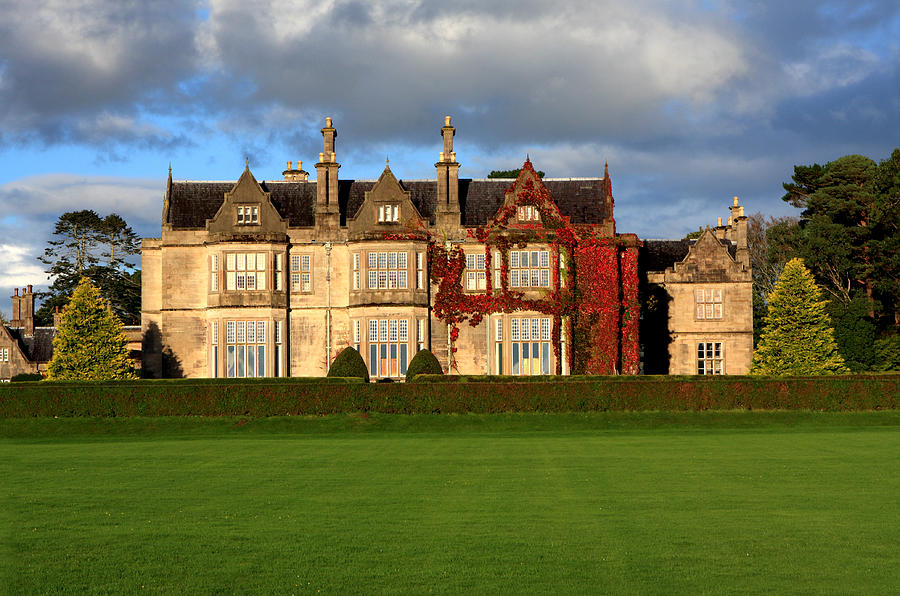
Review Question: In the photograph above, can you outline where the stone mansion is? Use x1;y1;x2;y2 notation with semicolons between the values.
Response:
138;116;753;380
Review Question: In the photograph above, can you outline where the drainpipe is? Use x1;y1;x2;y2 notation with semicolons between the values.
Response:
485;314;491;375
325;242;333;369
445;240;452;373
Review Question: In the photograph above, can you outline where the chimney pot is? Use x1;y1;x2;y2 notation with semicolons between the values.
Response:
297;160;302;170
439;151;445;161
325;117;332;128
287;161;292;170
733;196;739;206
27;284;32;293
444;115;451;126
14;288;18;296
717;217;722;226
319;152;324;162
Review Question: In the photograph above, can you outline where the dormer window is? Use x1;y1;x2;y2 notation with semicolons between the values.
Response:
378;204;399;223
237;205;259;225
517;205;540;222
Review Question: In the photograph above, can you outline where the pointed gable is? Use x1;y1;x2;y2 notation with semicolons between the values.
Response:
488;158;567;231
667;228;747;283
207;165;288;238
347;162;426;237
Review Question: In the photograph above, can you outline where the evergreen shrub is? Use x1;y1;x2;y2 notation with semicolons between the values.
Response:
327;347;370;382
10;373;43;382
752;259;849;375
405;349;443;381
874;334;900;371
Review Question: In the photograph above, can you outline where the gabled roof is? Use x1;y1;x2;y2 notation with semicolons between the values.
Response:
6;327;56;363
640;234;739;275
640;240;693;273
165;178;611;229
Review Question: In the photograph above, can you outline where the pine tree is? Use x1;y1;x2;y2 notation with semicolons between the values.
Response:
47;278;137;380
750;258;849;376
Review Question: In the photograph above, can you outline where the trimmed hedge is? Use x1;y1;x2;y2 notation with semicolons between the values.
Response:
327;347;370;382
0;375;898;417
405;349;443;381
10;373;44;382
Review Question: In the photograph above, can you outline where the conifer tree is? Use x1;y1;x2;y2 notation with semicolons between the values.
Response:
750;258;849;376
47;278;136;380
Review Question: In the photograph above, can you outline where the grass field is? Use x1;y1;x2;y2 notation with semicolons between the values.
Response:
3;412;900;594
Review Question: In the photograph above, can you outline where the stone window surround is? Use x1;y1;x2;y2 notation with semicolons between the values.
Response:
236;204;259;225
362;250;409;290
224;252;267;291
493;315;554;376
695;288;724;320
290;254;313;293
697;341;724;375
509;248;551;289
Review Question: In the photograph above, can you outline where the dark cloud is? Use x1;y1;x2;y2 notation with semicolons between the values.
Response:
0;0;201;147
2;0;899;245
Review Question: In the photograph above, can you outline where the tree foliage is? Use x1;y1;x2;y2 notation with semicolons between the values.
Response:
488;168;545;179
781;152;899;315
750;259;849;376
775;149;900;368
746;212;800;344
47;278;136;380
37;210;141;325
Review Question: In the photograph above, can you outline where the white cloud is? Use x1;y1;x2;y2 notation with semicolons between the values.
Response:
0;174;163;231
783;44;881;96
0;244;46;291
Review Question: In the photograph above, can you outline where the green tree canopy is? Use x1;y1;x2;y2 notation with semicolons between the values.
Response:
750;259;849;376
37;210;141;325
46;277;136;381
487;168;545;179
746;212;800;345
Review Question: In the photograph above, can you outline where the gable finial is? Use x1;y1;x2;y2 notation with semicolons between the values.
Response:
245;156;250;169
386;154;390;168
604;161;609;178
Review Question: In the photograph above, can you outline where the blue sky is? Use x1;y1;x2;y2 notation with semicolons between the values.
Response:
1;0;899;315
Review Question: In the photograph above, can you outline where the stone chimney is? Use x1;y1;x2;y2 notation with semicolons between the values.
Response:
729;196;749;268
23;285;34;335
54;306;62;328
10;288;20;328
315;117;340;231
435;115;461;229
714;216;726;240
282;160;309;181
10;285;35;335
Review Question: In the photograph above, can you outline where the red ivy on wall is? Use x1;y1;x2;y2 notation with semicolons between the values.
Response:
418;160;642;375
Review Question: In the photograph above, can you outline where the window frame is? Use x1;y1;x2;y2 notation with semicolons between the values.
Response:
697;341;725;375
290;253;313;294
365;250;408;290
224;252;267;292
236;205;259;225
695;288;724;320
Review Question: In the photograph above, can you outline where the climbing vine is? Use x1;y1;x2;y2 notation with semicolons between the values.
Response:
419;160;642;375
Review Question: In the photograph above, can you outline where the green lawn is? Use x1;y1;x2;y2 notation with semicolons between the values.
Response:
3;412;900;594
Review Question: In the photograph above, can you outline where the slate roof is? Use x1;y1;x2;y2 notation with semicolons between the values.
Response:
640;237;738;274
166;178;610;229
7;327;56;363
5;325;142;364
